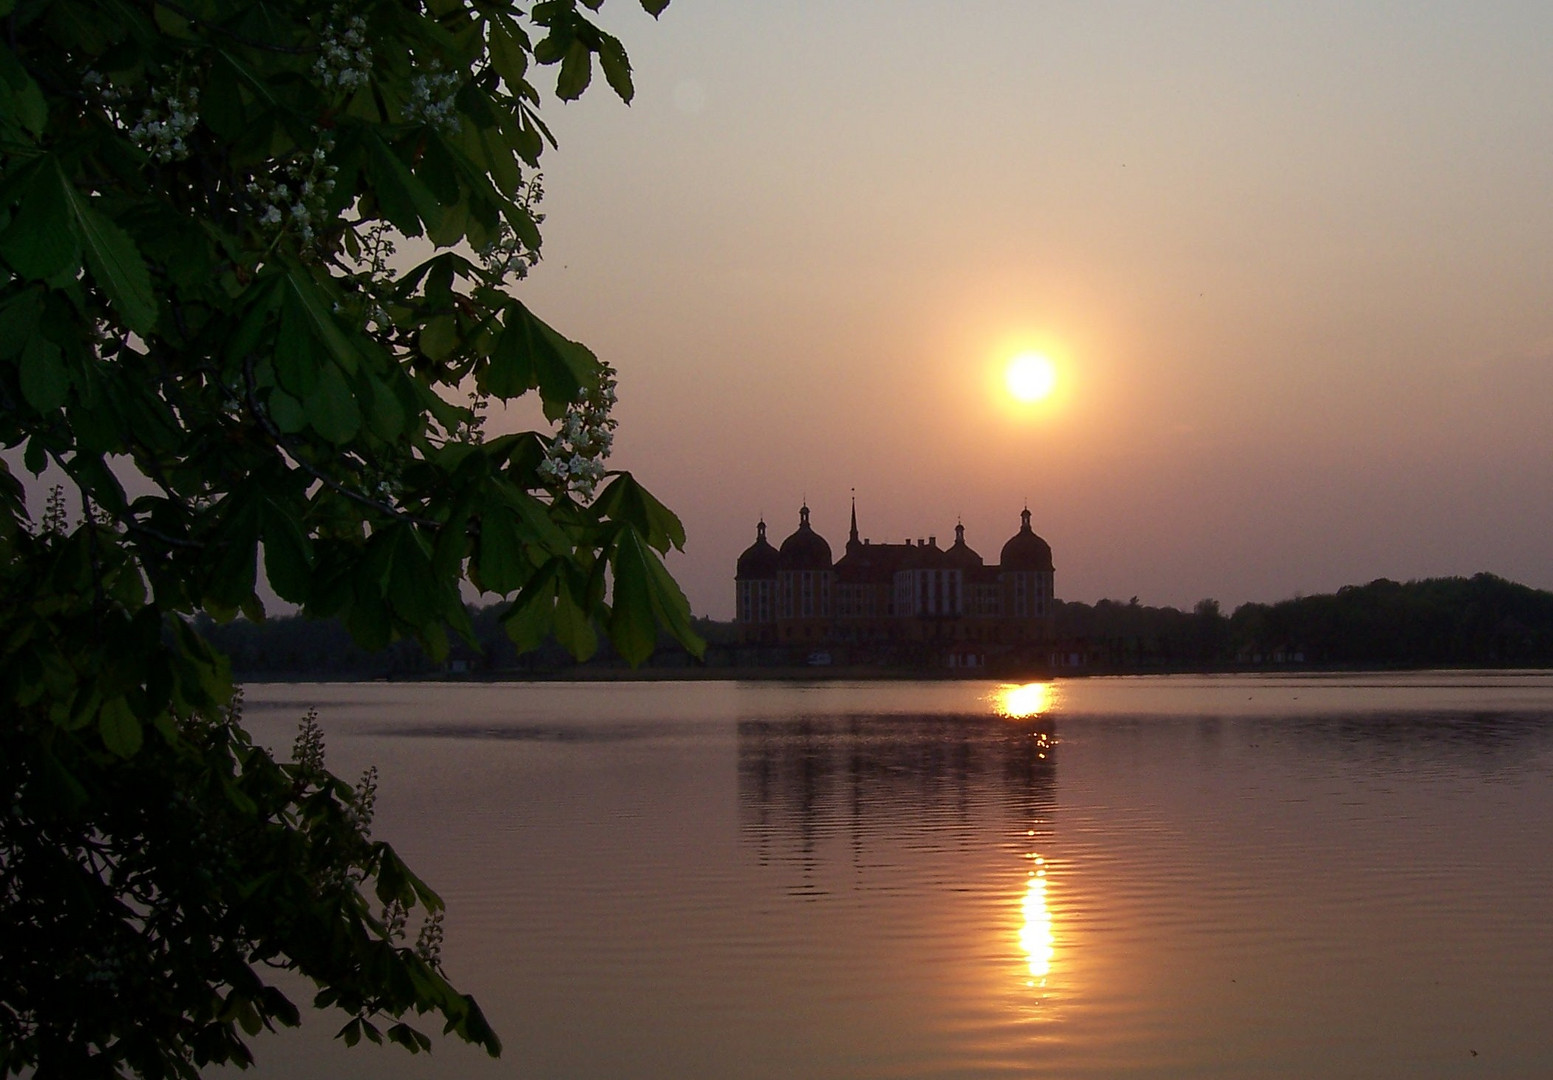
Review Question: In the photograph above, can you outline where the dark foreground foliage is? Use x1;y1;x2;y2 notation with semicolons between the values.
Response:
2;0;700;1075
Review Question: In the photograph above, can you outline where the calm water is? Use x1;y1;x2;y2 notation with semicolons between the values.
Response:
228;673;1553;1079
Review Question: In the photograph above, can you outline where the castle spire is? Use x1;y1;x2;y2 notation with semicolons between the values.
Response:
849;489;859;544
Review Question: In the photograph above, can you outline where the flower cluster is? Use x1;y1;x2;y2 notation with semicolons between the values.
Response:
538;366;617;499
477;176;544;288
382;899;408;942
314;10;372;92
406;64;461;133
81;69;124;105
125;82;200;163
415;909;445;969
347;765;378;837
476;220;541;283
39;485;68;536
344;220;397;332
292;708;327;777
246;137;338;245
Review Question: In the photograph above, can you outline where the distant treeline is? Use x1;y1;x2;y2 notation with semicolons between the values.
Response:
201;573;1553;678
197;605;716;680
1058;573;1553;669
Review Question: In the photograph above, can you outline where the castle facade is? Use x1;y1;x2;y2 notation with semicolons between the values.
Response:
735;501;1056;665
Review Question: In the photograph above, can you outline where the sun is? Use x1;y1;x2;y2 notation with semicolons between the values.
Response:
1005;352;1057;403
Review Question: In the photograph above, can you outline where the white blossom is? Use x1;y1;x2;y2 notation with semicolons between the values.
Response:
406;64;462;133
246;133;337;245
127;84;199;163
539;365;618;499
315;11;372;93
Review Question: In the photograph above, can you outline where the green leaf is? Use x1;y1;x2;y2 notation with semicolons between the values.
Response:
261;500;313;603
420;314;458;362
595;473;687;552
639;533;704;658
305;363;362;444
362;371;406;441
225;274;283;368
606;528;657;666
0;161;79;281
202;55;245;139
366;134;442;237
0;51;47;137
607;524;702;660
18;333;68;412
500;559;558;652
286;270;359;373
416;134;462;205
386;526;439;627
639;0;671;15
206;493;261;608
476;505;529;594
373;843;417;907
23;435;45;475
488;17;531;88
0;287;42;358
274;289;322;398
597;34;634;102
499;483;573;554
98;697;144;758
59;172;157;334
485;301;593;409
387;1023;431;1053
469;124;522;199
555;38;593;101
267;388;307;433
552;572;597;659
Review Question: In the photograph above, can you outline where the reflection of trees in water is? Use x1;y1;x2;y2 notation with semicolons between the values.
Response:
1274;709;1553;773
738;714;1057;884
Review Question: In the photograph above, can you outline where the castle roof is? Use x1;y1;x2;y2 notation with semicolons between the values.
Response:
777;505;832;571
1000;508;1054;572
944;522;983;570
834;541;909;582
735;520;780;580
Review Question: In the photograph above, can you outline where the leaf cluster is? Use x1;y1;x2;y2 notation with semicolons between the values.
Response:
1;0;698;1074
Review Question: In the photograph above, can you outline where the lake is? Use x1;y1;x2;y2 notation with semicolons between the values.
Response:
228;673;1553;1079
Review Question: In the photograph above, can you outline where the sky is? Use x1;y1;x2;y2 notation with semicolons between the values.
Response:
493;0;1553;620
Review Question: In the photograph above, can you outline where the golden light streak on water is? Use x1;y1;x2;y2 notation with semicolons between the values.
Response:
1020;856;1053;985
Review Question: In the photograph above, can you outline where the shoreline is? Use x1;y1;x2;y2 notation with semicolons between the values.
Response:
230;661;1553;685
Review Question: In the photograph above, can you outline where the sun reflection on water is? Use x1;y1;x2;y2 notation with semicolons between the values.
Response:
997;682;1054;719
1020;855;1053;985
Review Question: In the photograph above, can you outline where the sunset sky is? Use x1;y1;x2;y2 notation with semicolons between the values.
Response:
506;0;1553;620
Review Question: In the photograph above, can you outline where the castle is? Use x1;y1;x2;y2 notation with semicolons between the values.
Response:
734;500;1056;667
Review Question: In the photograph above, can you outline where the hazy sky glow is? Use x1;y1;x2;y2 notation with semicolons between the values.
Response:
502;1;1553;619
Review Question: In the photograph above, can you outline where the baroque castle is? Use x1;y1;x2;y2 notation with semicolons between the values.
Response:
734;500;1056;667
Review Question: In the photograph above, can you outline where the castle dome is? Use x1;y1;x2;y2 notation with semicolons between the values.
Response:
778;505;833;571
945;522;983;570
1000;508;1054;571
736;520;779;580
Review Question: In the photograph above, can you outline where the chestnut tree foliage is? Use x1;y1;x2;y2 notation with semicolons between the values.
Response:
0;0;700;1075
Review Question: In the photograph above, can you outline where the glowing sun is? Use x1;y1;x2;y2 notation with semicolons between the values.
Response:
1006;353;1057;403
